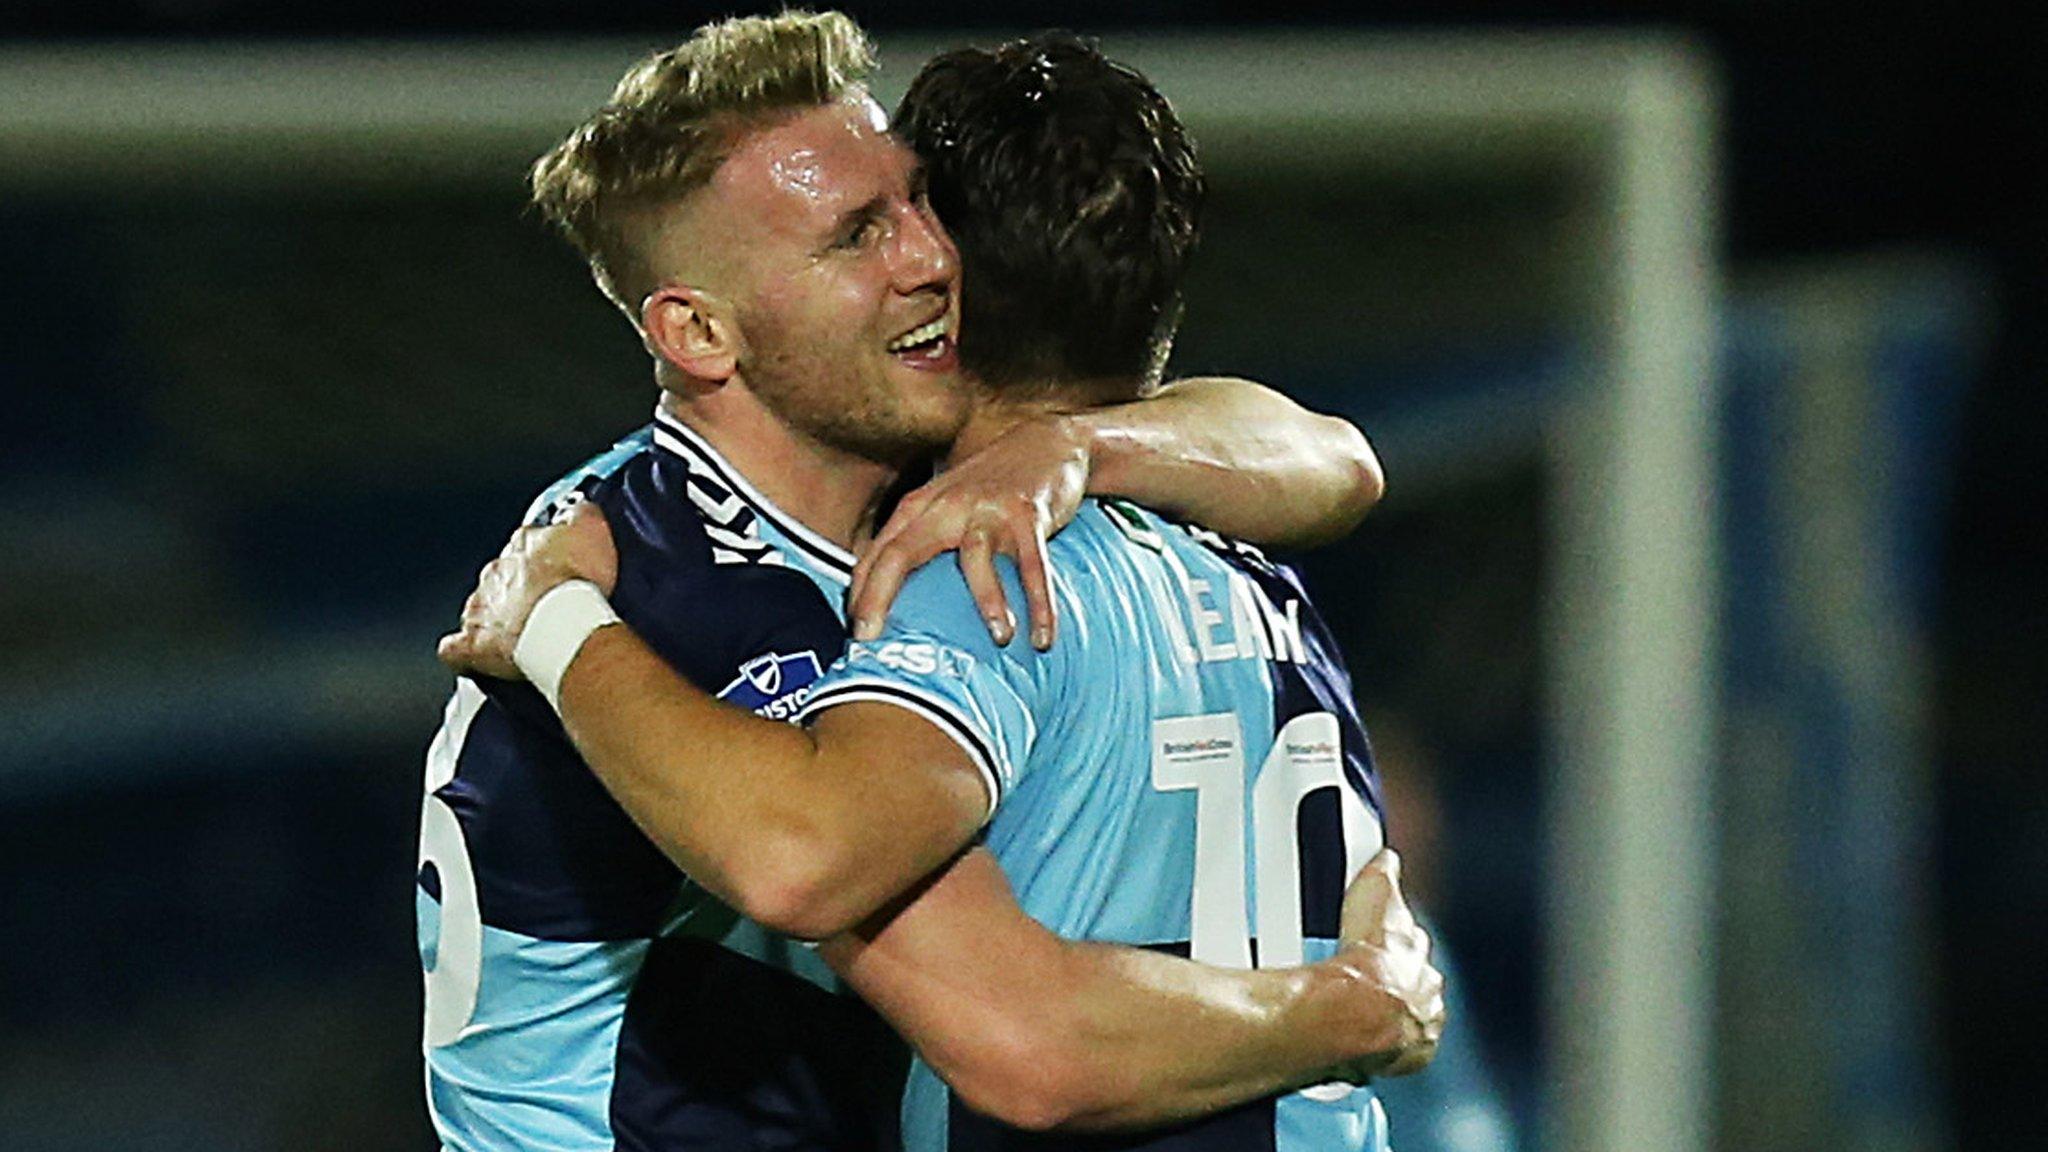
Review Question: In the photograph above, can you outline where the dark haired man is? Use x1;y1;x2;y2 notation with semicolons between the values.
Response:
893;38;1202;398
827;35;1413;1149
433;19;1437;1152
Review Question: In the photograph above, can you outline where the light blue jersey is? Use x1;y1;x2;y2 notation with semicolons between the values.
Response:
800;500;1391;1152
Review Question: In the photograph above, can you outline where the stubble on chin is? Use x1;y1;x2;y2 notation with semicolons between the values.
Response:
745;352;957;469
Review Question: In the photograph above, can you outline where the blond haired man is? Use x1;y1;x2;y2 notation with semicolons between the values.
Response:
420;12;1433;1151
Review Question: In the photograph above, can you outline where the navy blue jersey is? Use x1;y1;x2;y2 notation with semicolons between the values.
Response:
415;406;907;1151
801;501;1390;1152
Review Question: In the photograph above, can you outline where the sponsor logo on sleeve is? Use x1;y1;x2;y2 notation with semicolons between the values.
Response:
842;640;976;679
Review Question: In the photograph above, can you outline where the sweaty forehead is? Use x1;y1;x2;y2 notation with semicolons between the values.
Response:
710;94;909;236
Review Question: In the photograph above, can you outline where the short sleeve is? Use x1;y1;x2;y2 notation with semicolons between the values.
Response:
795;559;1038;820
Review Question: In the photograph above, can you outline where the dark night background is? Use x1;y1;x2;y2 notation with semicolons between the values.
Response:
1;3;2038;1150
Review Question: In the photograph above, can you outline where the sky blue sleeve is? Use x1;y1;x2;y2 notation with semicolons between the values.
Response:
795;557;1040;819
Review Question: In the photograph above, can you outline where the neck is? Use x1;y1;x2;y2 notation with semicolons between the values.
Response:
944;378;1128;466
658;390;898;550
941;403;1055;466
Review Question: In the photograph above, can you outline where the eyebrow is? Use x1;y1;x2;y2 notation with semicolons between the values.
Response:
826;195;888;247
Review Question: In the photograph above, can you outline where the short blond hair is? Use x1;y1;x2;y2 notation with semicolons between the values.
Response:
530;9;877;312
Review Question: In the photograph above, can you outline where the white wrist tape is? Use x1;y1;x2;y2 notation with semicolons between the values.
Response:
512;579;622;714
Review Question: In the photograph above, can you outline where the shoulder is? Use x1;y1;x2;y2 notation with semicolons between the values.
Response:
1144;505;1303;587
889;558;1006;657
1168;514;1277;571
1065;498;1183;561
517;430;727;593
523;425;657;527
1066;499;1309;606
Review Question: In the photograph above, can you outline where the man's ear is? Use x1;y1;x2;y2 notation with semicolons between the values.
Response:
641;285;743;383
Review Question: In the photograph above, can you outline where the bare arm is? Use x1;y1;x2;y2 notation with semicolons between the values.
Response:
849;375;1381;648
822;848;1443;1132
1079;375;1383;548
438;505;992;941
558;637;988;939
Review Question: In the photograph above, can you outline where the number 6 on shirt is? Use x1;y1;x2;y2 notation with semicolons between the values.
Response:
419;682;486;1047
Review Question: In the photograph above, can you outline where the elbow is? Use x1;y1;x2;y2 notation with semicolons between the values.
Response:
1331;417;1386;522
964;1090;1085;1135
718;829;875;941
728;877;852;943
1280;416;1384;547
934;1012;1133;1133
942;1038;1099;1133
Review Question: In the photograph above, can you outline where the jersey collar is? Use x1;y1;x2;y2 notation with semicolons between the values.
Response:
649;405;858;581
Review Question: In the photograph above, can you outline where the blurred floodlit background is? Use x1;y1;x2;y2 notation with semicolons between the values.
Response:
1;5;2039;1152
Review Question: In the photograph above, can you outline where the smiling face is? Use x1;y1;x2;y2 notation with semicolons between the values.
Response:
681;92;970;466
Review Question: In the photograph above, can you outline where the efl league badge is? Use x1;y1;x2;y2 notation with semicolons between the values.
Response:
717;651;824;719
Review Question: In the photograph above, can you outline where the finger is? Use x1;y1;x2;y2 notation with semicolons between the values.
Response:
859;488;936;585
567;500;614;550
957;528;1015;646
1392;994;1444;1077
849;546;914;641
850;545;874;600
1416;961;1445;1000
544;501;620;589
851;506;907;611
888;482;937;527
848;559;872;630
1413;1000;1446;1052
1338;849;1399;941
1382;885;1421;940
868;486;932;556
852;512;961;639
471;557;513;611
437;630;473;671
1420;968;1447;1020
1011;520;1059;651
1382;1037;1440;1079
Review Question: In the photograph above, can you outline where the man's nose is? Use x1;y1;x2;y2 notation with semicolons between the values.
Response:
890;200;958;292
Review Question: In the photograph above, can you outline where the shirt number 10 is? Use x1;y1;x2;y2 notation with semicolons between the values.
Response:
1150;710;1383;970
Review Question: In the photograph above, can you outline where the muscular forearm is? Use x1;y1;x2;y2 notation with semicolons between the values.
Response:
1076;376;1383;547
555;627;984;938
823;851;1397;1132
1033;943;1389;1129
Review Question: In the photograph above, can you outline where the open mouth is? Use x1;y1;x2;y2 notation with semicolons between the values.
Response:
886;315;955;367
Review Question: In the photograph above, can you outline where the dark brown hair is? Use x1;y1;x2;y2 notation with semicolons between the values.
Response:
895;33;1204;399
